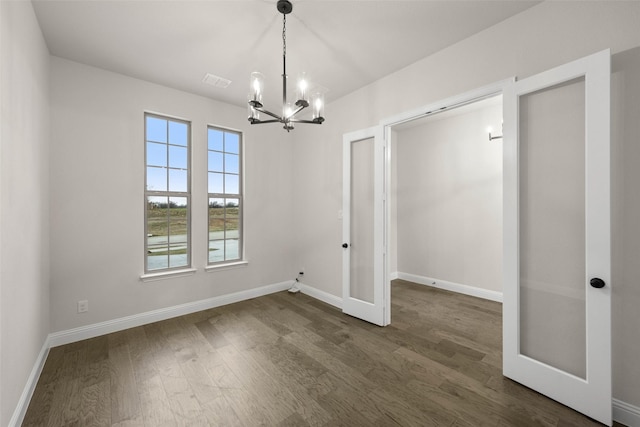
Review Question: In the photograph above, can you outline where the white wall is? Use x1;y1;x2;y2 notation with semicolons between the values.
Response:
0;2;51;425
293;1;640;409
49;58;297;332
394;103;503;292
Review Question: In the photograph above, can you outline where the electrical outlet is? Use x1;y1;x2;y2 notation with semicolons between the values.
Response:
77;300;89;313
299;268;304;275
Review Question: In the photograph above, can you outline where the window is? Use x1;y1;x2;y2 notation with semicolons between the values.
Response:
208;126;242;264
145;114;190;272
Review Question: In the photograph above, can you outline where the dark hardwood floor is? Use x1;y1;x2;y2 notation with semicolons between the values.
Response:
22;279;616;426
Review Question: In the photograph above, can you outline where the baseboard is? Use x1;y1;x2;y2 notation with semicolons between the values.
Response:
8;337;50;427
49;280;292;347
297;282;343;309
395;272;503;303
614;398;640;427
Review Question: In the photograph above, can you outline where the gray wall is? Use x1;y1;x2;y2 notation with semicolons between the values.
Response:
0;2;51;425
292;1;640;409
394;103;503;292
49;57;298;332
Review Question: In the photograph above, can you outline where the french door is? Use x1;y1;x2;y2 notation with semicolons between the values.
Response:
503;49;611;425
342;127;387;326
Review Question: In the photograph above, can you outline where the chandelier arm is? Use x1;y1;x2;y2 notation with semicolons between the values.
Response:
286;104;307;120
289;118;324;124
253;106;283;120
250;119;282;125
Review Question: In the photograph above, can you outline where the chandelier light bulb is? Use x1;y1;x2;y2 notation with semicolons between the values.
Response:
249;72;264;105
297;72;309;103
311;90;325;122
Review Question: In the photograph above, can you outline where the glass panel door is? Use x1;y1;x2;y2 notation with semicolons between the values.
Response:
503;49;611;425
342;127;386;326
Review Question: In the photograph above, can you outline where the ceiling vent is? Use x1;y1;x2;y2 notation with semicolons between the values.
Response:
202;73;232;89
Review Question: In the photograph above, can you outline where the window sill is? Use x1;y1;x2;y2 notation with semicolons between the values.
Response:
140;268;197;282
205;260;248;272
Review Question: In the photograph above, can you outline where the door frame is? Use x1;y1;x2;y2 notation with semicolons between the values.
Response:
379;78;513;325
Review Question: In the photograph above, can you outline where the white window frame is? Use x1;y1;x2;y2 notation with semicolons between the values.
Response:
206;125;244;266
143;112;192;274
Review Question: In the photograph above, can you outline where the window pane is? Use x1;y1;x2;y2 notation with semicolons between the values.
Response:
168;197;188;268
169;121;188;146
146;166;167;192
146;116;167;143
208;128;223;151
225;174;239;194
209;197;225;209
225;153;239;174
225;239;239;260
169;145;187;169
209;199;225;239
147;196;168;238
225;199;239;217
148;253;169;270
147;142;166;167
225;133;239;154
168;169;187;192
147;196;169;271
208;172;223;193
208;151;223;172
225;218;239;235
209;240;224;263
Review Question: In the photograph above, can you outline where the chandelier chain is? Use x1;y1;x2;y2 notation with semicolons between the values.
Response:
282;14;287;58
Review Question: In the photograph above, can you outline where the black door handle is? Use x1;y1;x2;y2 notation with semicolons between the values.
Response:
590;278;605;289
342;243;349;248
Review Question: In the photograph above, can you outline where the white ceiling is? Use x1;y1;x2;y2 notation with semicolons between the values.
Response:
32;0;539;110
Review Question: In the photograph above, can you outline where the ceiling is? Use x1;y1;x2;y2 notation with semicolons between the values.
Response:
32;0;539;110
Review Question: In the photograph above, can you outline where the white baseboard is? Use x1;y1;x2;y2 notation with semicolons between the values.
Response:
395;272;503;303
298;282;343;309
49;281;291;347
614;398;640;427
8;337;50;427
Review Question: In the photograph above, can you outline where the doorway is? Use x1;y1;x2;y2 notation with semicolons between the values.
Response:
389;95;504;304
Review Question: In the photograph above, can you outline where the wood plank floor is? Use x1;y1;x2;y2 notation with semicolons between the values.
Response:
22;279;618;426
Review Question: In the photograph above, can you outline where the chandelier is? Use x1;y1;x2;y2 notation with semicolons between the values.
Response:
247;0;325;132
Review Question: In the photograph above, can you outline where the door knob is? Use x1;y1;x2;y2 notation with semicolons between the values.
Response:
342;243;349;248
590;278;605;289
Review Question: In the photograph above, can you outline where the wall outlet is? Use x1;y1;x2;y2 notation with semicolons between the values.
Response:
299;269;304;276
77;300;89;313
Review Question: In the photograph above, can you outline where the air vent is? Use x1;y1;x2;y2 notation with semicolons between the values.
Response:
202;73;232;88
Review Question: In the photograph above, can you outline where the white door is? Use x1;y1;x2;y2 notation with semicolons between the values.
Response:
342;126;387;326
503;49;611;425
